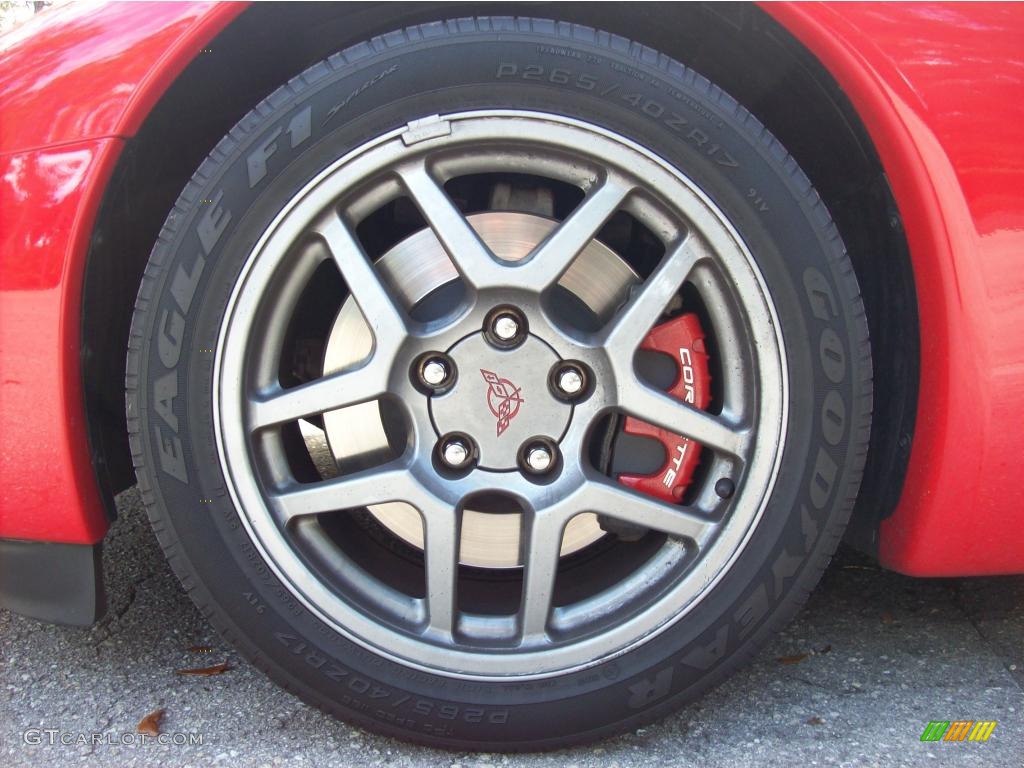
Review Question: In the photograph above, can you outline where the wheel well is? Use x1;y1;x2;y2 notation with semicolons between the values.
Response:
82;1;917;554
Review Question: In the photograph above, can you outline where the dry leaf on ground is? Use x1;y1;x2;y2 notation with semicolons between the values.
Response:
776;652;809;665
175;661;230;676
136;708;165;736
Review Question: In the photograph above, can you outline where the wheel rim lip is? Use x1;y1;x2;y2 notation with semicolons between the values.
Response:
212;110;789;680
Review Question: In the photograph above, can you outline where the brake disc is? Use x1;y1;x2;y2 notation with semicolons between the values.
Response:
321;211;639;568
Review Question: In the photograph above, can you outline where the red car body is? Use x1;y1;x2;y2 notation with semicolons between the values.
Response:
1;2;1022;615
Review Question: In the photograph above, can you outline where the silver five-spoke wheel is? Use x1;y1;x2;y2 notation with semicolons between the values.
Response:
214;111;786;679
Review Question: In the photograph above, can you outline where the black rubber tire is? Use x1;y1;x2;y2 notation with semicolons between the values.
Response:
126;17;872;750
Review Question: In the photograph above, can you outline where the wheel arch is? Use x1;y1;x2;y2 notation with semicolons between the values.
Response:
81;2;917;557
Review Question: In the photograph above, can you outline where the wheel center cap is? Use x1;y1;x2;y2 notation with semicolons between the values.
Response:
430;333;569;470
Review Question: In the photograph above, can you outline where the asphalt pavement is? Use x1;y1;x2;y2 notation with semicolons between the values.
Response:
2;487;1022;767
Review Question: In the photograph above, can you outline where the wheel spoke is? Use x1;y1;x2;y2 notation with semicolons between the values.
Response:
518;178;632;292
620;384;747;457
577;479;715;543
602;233;706;353
270;461;413;523
419;500;461;636
314;211;408;341
398;162;506;289
249;362;387;429
518;510;566;640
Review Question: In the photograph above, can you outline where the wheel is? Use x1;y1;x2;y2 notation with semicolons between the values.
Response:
126;17;870;749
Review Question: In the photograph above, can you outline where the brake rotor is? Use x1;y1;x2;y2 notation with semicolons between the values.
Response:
322;211;639;568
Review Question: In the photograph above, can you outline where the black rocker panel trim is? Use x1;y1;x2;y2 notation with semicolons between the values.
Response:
0;539;105;626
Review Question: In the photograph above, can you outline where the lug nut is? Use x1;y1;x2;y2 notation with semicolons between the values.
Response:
422;358;449;386
550;361;589;402
493;314;520;341
440;437;472;469
557;367;584;396
484;306;528;348
414;353;456;393
526;446;553;472
519;438;559;477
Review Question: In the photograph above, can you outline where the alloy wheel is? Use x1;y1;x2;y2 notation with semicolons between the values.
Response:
213;111;786;679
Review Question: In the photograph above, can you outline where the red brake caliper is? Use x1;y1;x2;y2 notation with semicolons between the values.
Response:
617;313;712;503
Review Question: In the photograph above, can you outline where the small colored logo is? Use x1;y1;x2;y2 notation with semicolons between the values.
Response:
920;720;997;742
480;369;524;437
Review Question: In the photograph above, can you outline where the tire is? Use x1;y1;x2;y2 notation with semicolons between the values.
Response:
126;17;871;750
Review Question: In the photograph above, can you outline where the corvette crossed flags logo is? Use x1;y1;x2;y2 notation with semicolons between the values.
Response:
480;369;524;437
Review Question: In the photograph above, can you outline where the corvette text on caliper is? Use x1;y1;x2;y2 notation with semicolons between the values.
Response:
618;313;712;503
